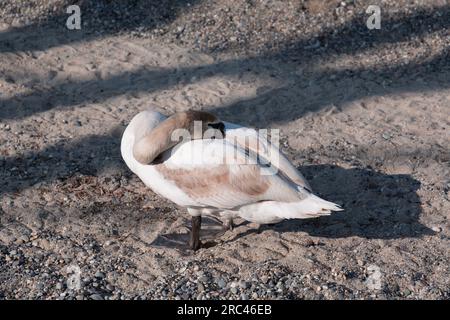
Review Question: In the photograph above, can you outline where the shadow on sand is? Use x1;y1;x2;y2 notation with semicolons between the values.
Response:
148;164;433;251
266;165;432;239
1;4;449;122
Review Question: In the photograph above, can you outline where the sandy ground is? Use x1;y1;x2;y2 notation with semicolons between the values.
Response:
0;1;449;299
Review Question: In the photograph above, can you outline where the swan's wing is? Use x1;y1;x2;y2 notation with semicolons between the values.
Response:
155;139;310;209
223;122;312;191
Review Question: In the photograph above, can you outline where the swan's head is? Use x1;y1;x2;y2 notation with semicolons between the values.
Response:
171;110;225;139
132;110;225;165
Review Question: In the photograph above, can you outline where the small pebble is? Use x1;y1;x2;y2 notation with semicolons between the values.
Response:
216;278;226;288
431;226;442;233
90;294;104;300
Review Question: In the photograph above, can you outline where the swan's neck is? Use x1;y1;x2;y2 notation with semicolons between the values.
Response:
132;121;179;165
121;129;145;175
120;111;166;174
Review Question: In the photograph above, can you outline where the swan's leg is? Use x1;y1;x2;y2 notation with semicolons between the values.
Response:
190;215;202;251
223;218;234;231
187;208;202;250
220;210;236;231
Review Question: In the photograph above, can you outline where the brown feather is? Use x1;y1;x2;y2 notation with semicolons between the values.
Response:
133;111;220;165
155;163;270;201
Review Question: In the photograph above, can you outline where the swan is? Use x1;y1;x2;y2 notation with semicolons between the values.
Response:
121;109;343;250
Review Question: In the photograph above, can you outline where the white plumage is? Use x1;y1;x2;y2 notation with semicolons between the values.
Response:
121;109;342;249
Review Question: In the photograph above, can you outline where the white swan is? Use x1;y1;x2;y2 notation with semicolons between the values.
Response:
121;109;342;250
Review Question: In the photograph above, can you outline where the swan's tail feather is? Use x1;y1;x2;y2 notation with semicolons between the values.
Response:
276;194;343;220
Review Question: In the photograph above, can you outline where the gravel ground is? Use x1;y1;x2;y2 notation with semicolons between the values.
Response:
0;0;449;300
1;0;449;55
